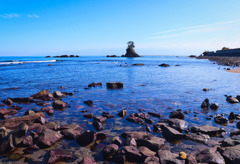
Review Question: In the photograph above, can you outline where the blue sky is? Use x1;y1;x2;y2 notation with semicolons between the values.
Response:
1;0;240;56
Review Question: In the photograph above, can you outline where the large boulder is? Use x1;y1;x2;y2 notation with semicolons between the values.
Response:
118;146;143;162
76;131;96;147
138;146;156;158
122;47;140;57
170;110;185;119
168;118;188;132
201;98;210;108
191;125;225;136
122;131;152;141
106;82;123;89
137;136;165;152
184;133;210;144
36;129;63;148
214;115;228;125
158;150;185;164
221;144;240;163
60;123;83;140
102;144;119;159
47;149;76;164
52;100;67;110
32;90;54;101
161;125;183;140
0;108;18;119
226;96;239;103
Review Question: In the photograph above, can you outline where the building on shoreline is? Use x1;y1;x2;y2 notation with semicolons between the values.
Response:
205;48;240;57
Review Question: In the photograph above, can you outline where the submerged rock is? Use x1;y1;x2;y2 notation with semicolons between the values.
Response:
36;129;63;148
214;115;228;125
210;103;219;110
52;100;67;110
106;82;123;89
2;98;13;106
117;110;127;117
226;96;239;103
169;110;185;119
126;116;145;125
60;123;83;140
76;131;96;147
158;63;170;67
83;100;93;106
201;98;210;108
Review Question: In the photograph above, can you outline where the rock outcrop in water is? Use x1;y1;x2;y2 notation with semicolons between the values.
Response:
121;41;140;57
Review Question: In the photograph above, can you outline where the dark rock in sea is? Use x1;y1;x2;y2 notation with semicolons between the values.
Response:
196;148;225;164
36;129;63;148
83;100;93;106
161;125;183;141
76;131;96;147
36;101;52;106
88;82;102;87
45;56;51;58
168;118;188;132
83;113;95;118
229;111;236;120
2;98;13;106
94;116;107;124
112;136;122;146
158;150;185;164
144;156;159;164
148;111;162;118
210;103;219;110
12;97;34;103
70;55;75;57
124;137;137;147
0;103;5;107
47;148;76;164
126;116;145;125
118;146;144;162
32;90;54;101
60;123;83;140
47;109;54;116
237;95;240;101
137;136;165;152
226;96;239;103
52;100;67;110
158;63;170;67
48;64;52;66
102;112;114;118
189;55;197;58
41;106;53;113
106;82;123;89
191;125;225;135
117;109;127;117
230;130;240;137
60;55;69;57
122;44;140;57
106;55;117;57
102;144;119;159
24;109;35;116
80;158;97;164
0;108;18;119
169;109;185;119
201;98;210;108
214;115;228;125
138;146;156;158
184;133;210;144
203;88;209;91
237;121;240;129
133;63;144;66
92;120;104;131
153;123;166;132
221;144;240;164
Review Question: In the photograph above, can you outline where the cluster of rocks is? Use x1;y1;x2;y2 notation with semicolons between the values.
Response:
197;56;240;66
46;55;80;58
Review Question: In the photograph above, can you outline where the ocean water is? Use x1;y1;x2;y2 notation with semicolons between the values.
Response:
0;56;240;162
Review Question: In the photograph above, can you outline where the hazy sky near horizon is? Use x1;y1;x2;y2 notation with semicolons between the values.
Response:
1;0;240;56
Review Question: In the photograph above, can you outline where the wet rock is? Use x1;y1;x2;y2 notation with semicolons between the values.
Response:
43;121;60;131
153;123;166;132
2;98;13;106
36;129;63;148
12;97;34;103
47;109;54;116
229;112;236;120
52;100;67;110
102;112;114;118
92;120;104;131
126;116;145;125
117;110;127;117
94;116;107;123
203;88;209;91
144;156;159;164
230;130;240;137
237;121;240;129
88;82;102;87
158;150;185;164
201;98;210;108
133;113;148;119
118;146;143;162
112;136;122;146
210;103;219;110
191;125;225;135
76;131;96;146
0;108;18;119
148;111;162;118
196;148;225;164
122;131;152;141
186;154;198;164
138;146;156;158
137;136;165;152
161;125;183;141
214;115;228;125
32;90;54;101
221;144;240;163
168;118;188;132
102;144;119;159
80;157;97;164
145;118;154;124
158;63;170;67
169;110;185;119
52;91;64;98
0;112;45;129
83;100;93;106
24;109;35;116
106;82;123;89
0;127;10;142
41;106;53;112
124;137;137;147
10;105;22;110
146;125;151;132
34;117;46;125
133;63;144;66
226;96;239;103
20;135;33;147
221;137;240;147
96;132;107;141
23;144;39;154
83;113;95;118
47;148;76;164
237;95;240;101
184;133;210;144
60;123;83;140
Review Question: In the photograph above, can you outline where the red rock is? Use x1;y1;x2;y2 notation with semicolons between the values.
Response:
60;123;83;140
36;129;63;148
0;108;18;119
2;99;13;106
52;100;67;110
47;149;76;164
102;144;119;159
76;131;96;146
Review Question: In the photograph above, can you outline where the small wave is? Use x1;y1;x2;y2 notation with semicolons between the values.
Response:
0;60;56;65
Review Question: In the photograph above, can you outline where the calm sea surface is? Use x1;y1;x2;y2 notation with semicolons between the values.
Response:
0;56;240;162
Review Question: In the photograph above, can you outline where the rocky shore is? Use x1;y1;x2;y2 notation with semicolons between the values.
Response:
1;81;240;163
197;56;240;66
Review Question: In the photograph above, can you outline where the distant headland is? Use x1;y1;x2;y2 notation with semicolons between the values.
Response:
202;47;240;57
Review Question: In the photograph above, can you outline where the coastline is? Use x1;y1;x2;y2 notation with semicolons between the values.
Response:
227;68;240;73
197;56;240;66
